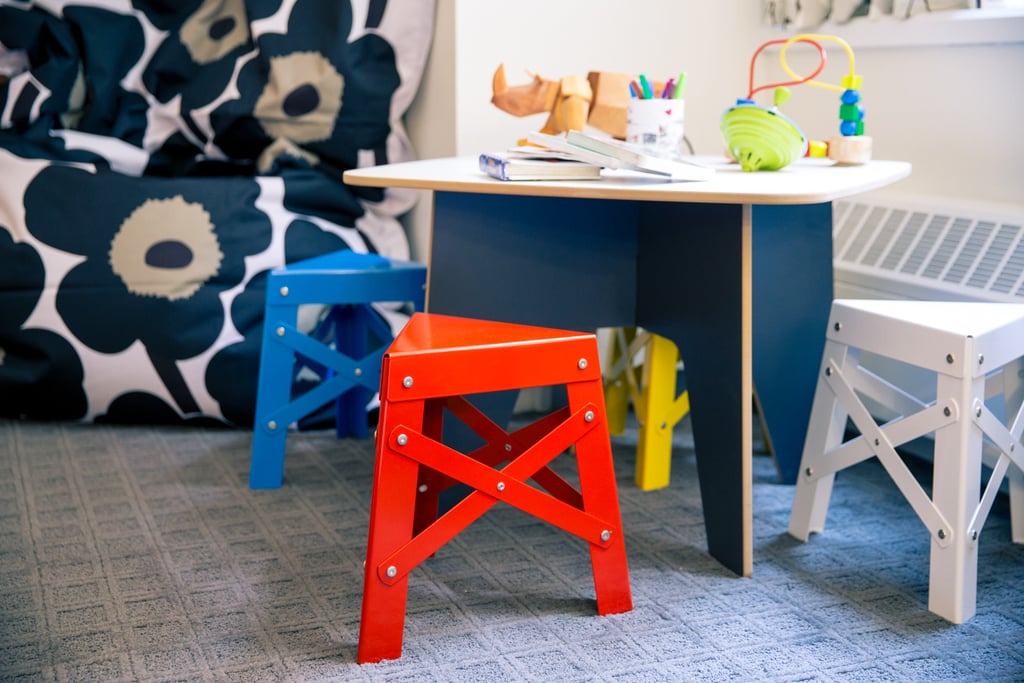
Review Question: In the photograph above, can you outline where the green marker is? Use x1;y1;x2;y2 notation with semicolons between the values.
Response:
638;73;653;99
673;72;688;99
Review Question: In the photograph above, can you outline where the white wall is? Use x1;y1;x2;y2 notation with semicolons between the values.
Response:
403;2;1023;262
447;1;758;159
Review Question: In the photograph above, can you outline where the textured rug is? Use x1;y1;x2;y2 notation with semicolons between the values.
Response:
1;417;1022;682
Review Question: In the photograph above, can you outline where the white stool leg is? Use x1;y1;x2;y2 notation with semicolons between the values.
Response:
1009;396;1024;544
1011;467;1024;544
927;372;985;624
789;340;854;540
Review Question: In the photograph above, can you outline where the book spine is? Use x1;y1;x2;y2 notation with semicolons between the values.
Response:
479;153;512;181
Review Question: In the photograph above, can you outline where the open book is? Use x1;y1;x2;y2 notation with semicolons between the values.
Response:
527;130;714;181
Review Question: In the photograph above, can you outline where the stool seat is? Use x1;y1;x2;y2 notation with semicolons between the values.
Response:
789;299;1024;623
358;312;633;663
249;250;426;489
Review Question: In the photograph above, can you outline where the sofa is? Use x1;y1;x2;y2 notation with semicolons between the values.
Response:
0;0;435;426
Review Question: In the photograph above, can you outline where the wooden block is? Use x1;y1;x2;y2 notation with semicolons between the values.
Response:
828;135;872;165
587;71;633;139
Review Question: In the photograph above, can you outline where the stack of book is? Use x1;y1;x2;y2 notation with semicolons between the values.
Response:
479;149;602;181
479;130;714;182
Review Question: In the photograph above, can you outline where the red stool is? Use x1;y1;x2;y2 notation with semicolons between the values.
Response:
357;313;633;663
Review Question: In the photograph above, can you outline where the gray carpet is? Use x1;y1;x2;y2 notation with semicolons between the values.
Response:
1;416;1022;682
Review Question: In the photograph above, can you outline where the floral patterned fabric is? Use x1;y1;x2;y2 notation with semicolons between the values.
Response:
0;0;435;426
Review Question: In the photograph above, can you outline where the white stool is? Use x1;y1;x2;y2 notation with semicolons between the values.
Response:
789;299;1024;623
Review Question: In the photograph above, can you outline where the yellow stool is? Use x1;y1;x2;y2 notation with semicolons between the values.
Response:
604;327;690;490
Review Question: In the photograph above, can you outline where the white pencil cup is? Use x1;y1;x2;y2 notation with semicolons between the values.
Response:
625;98;685;157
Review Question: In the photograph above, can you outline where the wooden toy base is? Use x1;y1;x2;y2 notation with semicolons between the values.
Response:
828;135;872;165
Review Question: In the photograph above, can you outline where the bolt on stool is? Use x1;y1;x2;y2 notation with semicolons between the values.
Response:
249;250;426;489
358;312;633;663
789;299;1024;623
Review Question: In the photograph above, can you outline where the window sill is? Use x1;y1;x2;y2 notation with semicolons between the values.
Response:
760;8;1024;49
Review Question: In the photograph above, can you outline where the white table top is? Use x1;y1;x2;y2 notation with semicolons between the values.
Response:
344;155;912;206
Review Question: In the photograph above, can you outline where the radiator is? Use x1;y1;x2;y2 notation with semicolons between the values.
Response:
831;191;1024;464
834;191;1024;304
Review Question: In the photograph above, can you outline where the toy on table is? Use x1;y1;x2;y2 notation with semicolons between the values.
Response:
720;33;871;171
491;64;638;140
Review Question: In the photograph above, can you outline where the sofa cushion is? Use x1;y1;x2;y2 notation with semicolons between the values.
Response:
0;0;435;425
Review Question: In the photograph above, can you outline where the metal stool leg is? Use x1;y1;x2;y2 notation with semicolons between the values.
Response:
568;380;633;615
1012;468;1024;544
788;339;853;540
250;300;300;489
603;327;690;491
635;333;688;491
603;327;639;436
928;372;984;623
358;398;424;664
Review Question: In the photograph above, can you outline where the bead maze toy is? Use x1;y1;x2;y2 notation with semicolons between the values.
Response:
721;34;871;172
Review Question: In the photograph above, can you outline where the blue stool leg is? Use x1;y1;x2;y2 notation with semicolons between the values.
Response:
251;299;299;489
334;305;372;439
337;304;396;438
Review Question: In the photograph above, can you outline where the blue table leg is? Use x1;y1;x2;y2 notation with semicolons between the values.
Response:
752;203;834;485
635;201;752;576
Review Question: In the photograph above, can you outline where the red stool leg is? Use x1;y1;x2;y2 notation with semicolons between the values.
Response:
358;399;424;664
568;379;633;615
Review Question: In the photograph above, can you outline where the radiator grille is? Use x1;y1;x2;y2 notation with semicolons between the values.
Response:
834;193;1024;303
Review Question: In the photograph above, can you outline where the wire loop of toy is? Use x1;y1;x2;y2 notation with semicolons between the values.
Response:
779;33;856;93
747;38;827;99
747;34;858;100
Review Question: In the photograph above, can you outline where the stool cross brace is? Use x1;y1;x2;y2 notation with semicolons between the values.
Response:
263;317;385;429
970;397;1024;540
374;399;616;584
443;396;584;506
803;355;1024;547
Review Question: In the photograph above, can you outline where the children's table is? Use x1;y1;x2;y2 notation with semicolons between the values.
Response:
345;155;911;576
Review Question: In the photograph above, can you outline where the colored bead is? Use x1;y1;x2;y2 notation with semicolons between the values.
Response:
840;119;866;136
808;139;829;157
837;79;865;138
840;103;864;121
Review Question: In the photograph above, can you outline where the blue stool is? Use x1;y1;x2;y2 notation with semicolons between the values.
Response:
249;250;427;489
